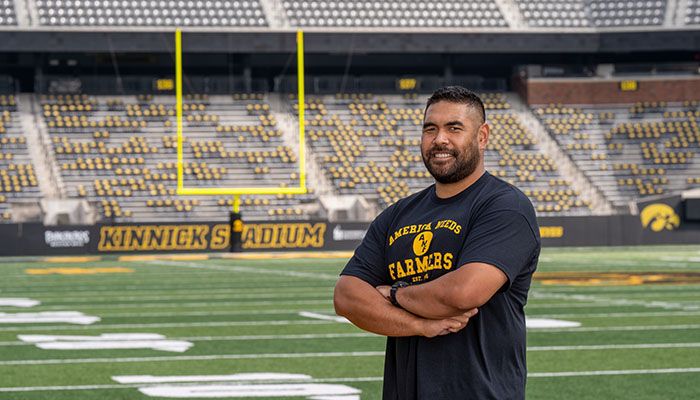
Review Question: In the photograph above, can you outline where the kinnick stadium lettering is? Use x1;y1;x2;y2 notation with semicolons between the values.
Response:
97;222;327;251
241;223;326;249
98;224;229;251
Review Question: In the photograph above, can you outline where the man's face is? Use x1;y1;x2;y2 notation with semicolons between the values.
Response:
421;101;485;184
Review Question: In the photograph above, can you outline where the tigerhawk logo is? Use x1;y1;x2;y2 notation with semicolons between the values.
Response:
640;203;680;232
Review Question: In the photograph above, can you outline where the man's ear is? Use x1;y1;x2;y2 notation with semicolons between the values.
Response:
478;123;490;150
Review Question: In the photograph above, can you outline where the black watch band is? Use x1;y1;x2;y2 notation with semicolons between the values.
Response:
390;280;409;309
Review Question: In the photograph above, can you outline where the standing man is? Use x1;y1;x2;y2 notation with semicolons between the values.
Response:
334;86;541;399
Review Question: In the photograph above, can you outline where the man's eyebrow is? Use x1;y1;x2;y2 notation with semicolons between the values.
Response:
445;121;465;127
422;122;437;129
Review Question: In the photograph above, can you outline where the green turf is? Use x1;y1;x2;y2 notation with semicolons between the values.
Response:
0;245;699;399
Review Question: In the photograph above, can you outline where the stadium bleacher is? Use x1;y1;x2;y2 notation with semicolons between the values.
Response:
35;0;268;26
0;0;15;25
281;0;508;27
588;0;665;27
534;101;700;210
0;94;40;221
297;92;591;215
41;93;314;222
515;0;590;27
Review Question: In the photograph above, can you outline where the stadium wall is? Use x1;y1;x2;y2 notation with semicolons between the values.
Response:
520;76;700;104
1;215;698;256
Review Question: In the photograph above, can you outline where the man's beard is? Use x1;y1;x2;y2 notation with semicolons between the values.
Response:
422;140;480;184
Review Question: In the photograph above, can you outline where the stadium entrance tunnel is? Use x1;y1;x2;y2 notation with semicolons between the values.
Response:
534;272;700;286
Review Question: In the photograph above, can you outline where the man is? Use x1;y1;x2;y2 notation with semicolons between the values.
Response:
334;86;541;399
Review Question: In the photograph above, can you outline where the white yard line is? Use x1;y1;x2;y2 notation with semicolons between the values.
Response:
530;310;700;319
0;333;376;347
529;367;700;378
531;324;700;333
36;299;332;311
0;377;384;392
3;340;700;366
528;342;700;351
3;367;700;392
28;292;332;303
0;351;386;366
0;319;335;332
148;260;340;281
92;308;335;318
530;292;699;311
9;287;332;299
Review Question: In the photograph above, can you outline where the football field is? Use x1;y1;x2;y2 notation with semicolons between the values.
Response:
0;245;699;399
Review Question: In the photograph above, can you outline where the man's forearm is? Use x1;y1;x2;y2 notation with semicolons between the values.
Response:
394;263;507;319
334;276;426;337
395;279;469;319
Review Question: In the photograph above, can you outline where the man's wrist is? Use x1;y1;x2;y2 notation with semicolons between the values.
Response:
390;281;409;309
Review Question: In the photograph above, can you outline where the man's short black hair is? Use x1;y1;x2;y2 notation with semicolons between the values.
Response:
425;86;486;124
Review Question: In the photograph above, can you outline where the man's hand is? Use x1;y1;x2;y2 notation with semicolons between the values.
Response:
419;309;479;338
376;285;478;337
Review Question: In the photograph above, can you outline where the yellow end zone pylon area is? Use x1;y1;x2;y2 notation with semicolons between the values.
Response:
174;29;307;200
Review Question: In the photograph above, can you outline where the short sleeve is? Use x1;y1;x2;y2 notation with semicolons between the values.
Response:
340;206;394;287
457;209;538;290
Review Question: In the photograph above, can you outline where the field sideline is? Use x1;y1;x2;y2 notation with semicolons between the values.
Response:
0;245;699;399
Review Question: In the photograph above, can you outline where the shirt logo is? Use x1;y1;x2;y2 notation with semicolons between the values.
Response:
412;231;433;256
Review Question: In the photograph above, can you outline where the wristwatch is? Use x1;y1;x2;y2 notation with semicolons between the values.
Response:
390;280;409;309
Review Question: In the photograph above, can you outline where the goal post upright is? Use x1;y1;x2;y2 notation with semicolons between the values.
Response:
175;29;308;196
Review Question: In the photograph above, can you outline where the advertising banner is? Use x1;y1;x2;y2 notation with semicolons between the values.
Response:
1;215;699;256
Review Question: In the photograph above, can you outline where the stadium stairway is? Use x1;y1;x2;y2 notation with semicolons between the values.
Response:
667;0;681;26
258;0;288;28
268;93;334;195
493;0;527;29
507;93;613;214
14;0;30;26
19;94;61;199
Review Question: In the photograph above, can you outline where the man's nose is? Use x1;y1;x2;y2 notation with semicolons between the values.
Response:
434;128;450;145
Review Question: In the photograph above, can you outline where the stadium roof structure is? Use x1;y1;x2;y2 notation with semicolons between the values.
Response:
0;27;698;53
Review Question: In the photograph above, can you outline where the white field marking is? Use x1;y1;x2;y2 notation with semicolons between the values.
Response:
177;333;377;342
0;279;334;293
0;319;335;332
299;312;350;323
15;287;332;299
0;377;382;393
148;260;340;281
525;318;581;328
660;256;700;263
4;368;700;393
31;291;332;304
138;383;360;399
0;311;99;325
529;310;700;319
117;372;362;399
36;299;332;311
529;342;700;351
0;298;40;307
93;308;335;318
528;367;700;378
0;351;386;366
113;373;313;384
530;323;700;333
0;332;378;347
18;333;193;353
530;291;700;311
526;302;638;309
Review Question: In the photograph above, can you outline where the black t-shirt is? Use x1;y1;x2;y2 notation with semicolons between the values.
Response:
341;171;541;400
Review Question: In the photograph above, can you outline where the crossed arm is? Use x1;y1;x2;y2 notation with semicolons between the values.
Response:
333;262;507;337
